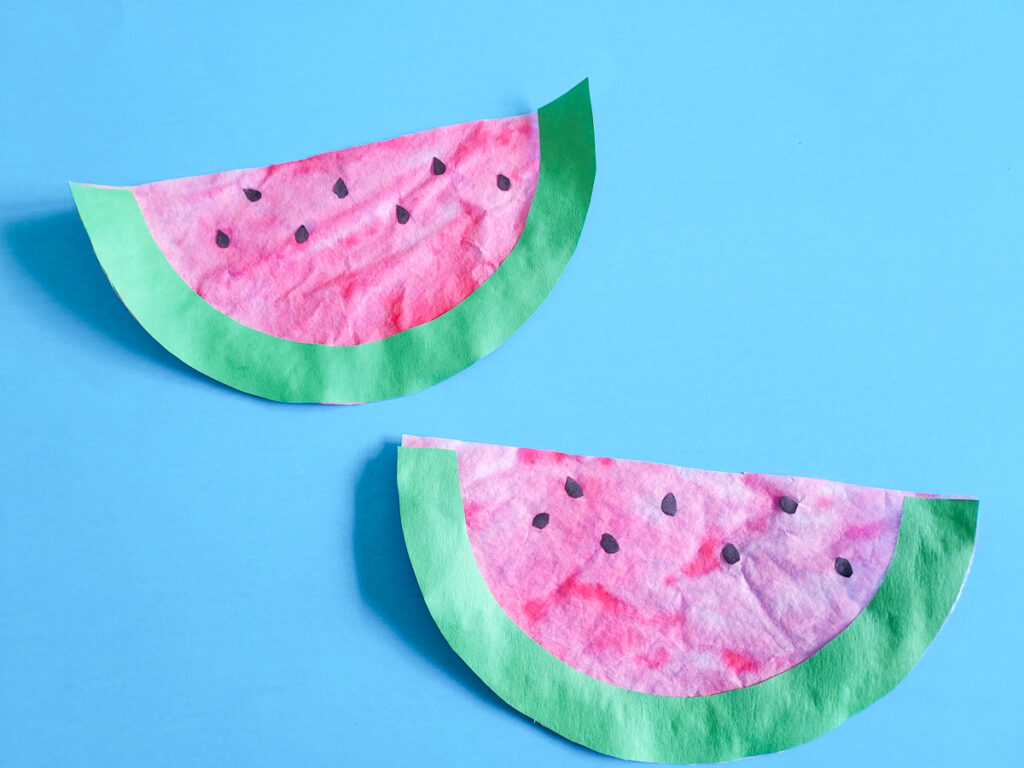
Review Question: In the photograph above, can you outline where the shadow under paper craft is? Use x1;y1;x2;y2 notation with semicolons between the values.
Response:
69;81;595;403
396;436;977;763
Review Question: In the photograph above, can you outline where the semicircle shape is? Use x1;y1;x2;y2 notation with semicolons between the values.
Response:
70;80;595;403
397;437;978;763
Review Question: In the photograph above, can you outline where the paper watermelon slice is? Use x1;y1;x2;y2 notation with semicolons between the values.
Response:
397;436;977;763
69;81;594;403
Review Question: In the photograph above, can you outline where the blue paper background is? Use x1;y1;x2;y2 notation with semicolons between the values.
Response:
1;2;1020;766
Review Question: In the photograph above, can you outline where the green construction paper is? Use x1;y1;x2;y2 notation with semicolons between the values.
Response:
397;445;978;764
69;80;595;403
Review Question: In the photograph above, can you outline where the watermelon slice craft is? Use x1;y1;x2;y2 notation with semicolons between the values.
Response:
397;436;977;763
70;81;594;403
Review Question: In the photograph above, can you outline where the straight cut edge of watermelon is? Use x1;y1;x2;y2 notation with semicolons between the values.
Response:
396;444;978;764
69;80;595;403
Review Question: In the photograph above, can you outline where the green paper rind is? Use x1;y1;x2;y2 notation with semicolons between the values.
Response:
69;81;595;403
397;445;978;763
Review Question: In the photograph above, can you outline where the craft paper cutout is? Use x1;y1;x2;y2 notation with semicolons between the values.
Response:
69;81;595;403
397;436;978;763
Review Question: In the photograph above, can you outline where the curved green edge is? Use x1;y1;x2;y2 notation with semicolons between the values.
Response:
397;445;978;763
69;80;595;403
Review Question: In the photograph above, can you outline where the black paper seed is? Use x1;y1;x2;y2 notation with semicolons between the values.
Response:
294;225;309;243
779;496;799;515
333;177;349;198
497;173;511;191
532;513;550;529
396;205;410;224
215;230;229;248
432;157;446;175
564;476;584;498
243;187;262;202
835;557;853;578
661;493;677;516
600;534;620;554
722;543;740;565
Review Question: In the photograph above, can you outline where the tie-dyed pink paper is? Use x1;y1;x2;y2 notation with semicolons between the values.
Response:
402;435;910;698
70;80;595;403
133;116;540;346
